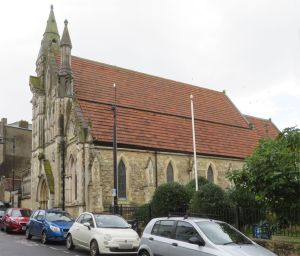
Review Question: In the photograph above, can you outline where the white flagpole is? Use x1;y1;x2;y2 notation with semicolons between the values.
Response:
190;94;198;191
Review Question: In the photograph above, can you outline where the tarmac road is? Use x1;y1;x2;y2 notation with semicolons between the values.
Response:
0;231;90;256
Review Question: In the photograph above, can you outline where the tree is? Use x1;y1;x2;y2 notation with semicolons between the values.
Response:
227;127;300;213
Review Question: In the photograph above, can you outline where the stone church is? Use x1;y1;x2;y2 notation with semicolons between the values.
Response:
29;6;279;216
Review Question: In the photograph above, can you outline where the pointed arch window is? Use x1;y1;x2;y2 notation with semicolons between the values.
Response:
207;165;214;183
166;163;174;183
74;173;78;200
118;160;126;198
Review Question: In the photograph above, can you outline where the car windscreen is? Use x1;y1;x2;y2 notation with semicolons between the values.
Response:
196;221;252;245
46;212;73;222
11;209;32;217
94;215;130;228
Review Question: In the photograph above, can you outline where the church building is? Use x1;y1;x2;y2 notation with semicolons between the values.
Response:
29;6;279;215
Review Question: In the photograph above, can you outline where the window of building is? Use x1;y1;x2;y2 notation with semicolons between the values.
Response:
75;173;78;200
207;165;214;183
167;163;174;183
118;160;126;198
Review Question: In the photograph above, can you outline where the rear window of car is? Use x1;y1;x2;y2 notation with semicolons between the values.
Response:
151;220;175;238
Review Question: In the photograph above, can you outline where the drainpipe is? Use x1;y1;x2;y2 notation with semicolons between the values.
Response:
155;151;158;188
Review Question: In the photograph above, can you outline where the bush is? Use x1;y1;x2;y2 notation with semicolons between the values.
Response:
185;176;209;201
190;182;232;212
151;182;189;217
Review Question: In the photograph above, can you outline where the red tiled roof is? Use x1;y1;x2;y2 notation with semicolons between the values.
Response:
244;115;280;139
64;55;279;159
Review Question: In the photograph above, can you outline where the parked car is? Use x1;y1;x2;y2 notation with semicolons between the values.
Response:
25;209;74;244
138;216;277;256
1;208;32;233
0;208;6;228
66;212;140;256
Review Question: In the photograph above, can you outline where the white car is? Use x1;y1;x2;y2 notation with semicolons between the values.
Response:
66;212;140;255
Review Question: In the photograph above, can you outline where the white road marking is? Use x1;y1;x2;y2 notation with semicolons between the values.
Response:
49;246;59;250
15;240;39;247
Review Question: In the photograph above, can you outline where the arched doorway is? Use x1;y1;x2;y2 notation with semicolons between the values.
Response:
38;178;49;209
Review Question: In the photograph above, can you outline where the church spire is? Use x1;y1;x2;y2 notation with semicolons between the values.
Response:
44;5;59;39
37;5;60;62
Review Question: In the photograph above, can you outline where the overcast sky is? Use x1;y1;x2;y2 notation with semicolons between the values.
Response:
1;0;300;130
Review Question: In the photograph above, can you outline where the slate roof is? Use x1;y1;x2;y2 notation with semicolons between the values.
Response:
63;55;279;159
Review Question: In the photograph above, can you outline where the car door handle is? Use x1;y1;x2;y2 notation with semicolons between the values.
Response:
171;243;178;247
149;237;154;241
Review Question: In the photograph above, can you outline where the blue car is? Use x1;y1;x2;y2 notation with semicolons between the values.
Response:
25;209;74;244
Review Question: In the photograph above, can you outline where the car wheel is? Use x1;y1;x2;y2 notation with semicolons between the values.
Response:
25;228;32;239
4;225;9;233
41;231;47;244
90;240;100;256
66;234;75;250
138;250;150;256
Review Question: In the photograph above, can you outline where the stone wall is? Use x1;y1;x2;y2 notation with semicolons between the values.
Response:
255;239;300;256
89;147;245;210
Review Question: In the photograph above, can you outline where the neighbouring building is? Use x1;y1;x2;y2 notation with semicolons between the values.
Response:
29;6;279;216
0;118;32;205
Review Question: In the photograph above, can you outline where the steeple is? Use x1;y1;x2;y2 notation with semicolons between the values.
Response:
37;5;60;62
44;5;60;41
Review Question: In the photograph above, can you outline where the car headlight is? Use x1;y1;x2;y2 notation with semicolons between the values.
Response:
104;234;112;241
50;225;61;232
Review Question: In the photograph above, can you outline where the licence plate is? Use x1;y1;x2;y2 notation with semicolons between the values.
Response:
119;243;133;249
22;226;26;231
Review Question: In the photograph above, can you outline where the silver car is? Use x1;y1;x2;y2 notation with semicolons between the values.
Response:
138;217;277;256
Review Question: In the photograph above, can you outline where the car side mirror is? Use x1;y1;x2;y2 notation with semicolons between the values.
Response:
83;222;91;230
189;236;205;246
128;224;132;228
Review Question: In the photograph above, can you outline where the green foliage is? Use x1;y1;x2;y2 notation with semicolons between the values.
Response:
134;203;152;223
227;127;300;213
190;183;232;212
151;183;189;217
226;187;263;209
44;160;54;194
185;176;209;201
